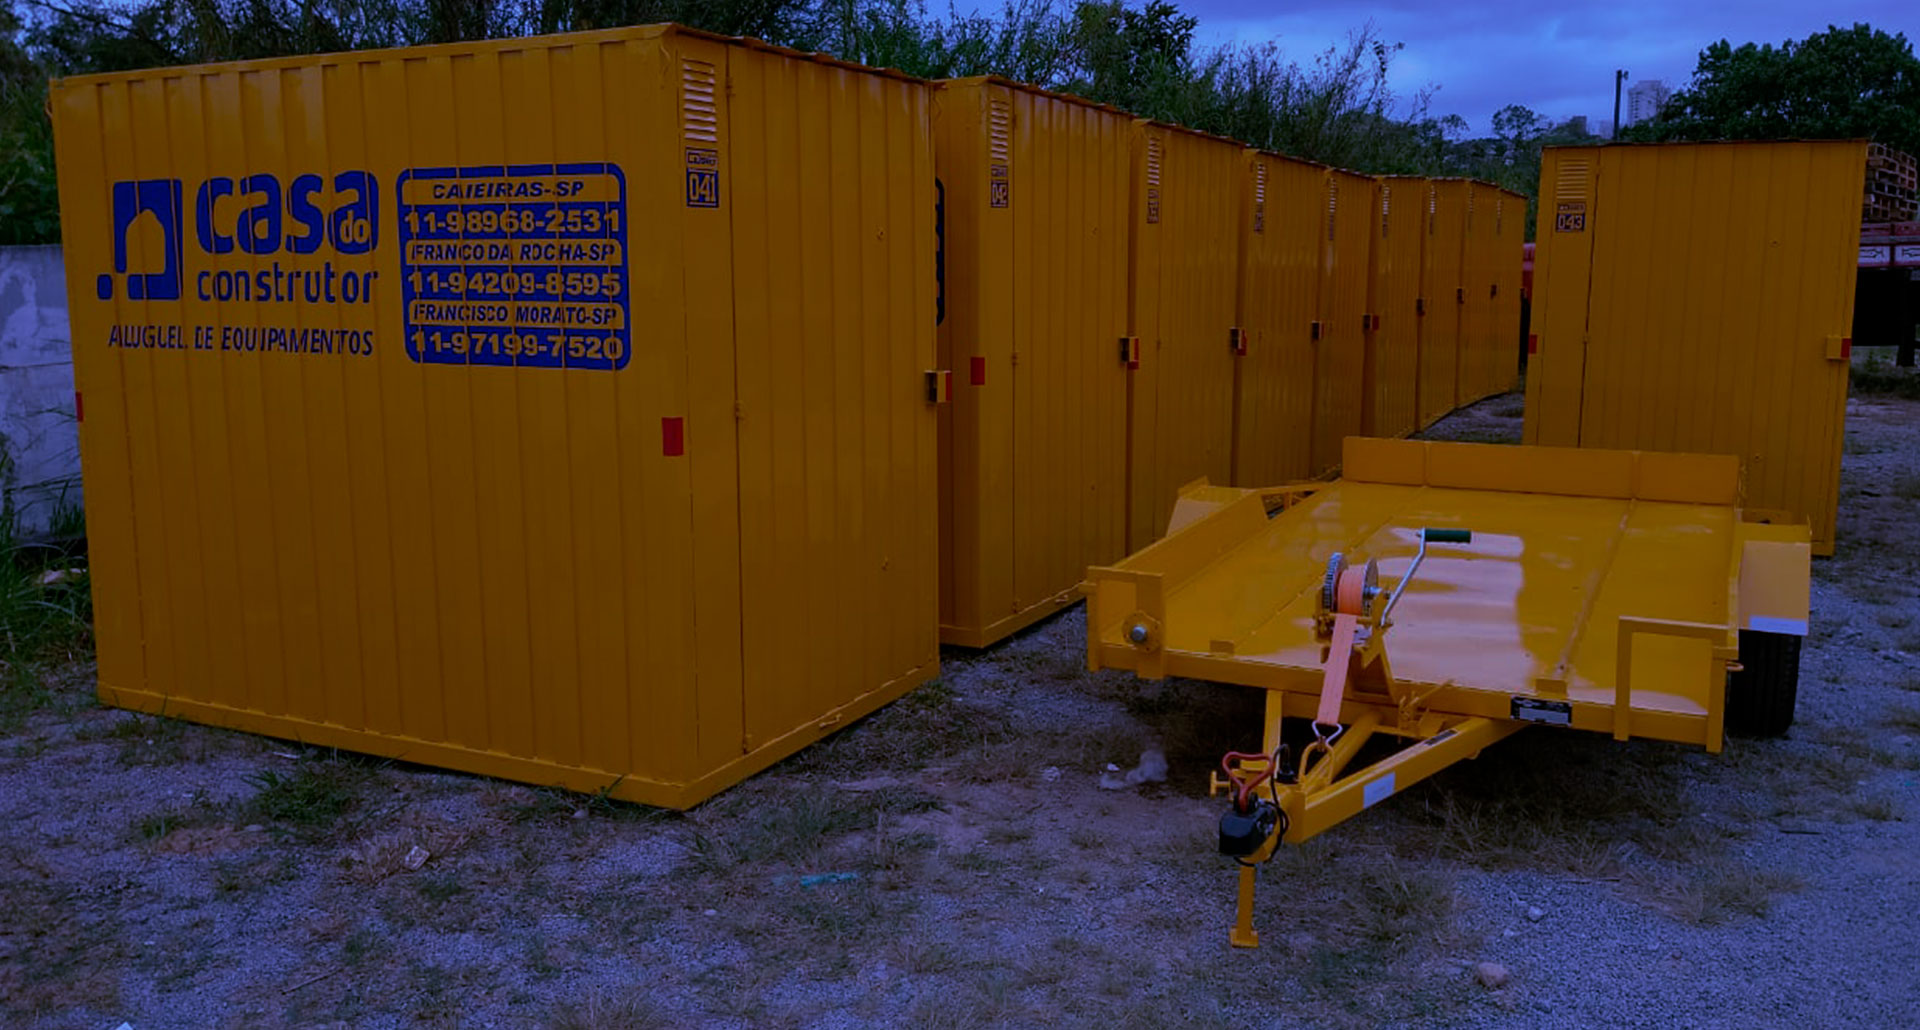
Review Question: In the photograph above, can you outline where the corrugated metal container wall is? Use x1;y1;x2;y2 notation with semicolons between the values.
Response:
1364;176;1426;439
1310;170;1376;475
1126;122;1243;549
1456;183;1498;405
1419;180;1469;426
1523;141;1864;553
52;26;939;808
933;78;1131;647
1488;188;1526;395
1232;151;1322;486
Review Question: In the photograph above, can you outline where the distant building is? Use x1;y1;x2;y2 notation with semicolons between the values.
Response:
1625;80;1672;127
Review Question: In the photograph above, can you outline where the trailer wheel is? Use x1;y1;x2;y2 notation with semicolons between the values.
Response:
1726;630;1801;737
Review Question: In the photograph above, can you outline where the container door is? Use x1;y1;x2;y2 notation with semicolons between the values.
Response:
1008;91;1131;618
1419;182;1468;427
933;81;1016;643
1522;149;1601;446
1232;154;1320;485
728;45;940;756
1575;142;1860;552
1126;126;1241;549
1310;172;1373;475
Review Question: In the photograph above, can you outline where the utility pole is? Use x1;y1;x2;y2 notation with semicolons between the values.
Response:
1613;69;1629;138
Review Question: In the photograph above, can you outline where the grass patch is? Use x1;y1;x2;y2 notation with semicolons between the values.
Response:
1884;703;1920;735
1852;349;1920;399
1846;795;1901;822
132;790;227;843
1395;734;1696;875
241;754;383;839
546;992;665;1030
786;678;1011;777
212;852;300;897
0;847;127;1020
1628;858;1802;925
682;782;943;878
0;509;93;729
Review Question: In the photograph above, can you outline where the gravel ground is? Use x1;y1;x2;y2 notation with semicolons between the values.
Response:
2;391;1917;1030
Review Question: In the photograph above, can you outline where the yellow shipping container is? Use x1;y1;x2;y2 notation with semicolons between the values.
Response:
1127;122;1243;549
1456;183;1497;406
933;78;1131;647
1523;141;1864;554
1419;179;1469;426
52;26;940;808
1488;188;1526;396
1233;151;1324;486
1364;176;1427;439
1310;169;1377;476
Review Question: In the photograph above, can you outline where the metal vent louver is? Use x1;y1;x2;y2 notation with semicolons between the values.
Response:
681;59;718;143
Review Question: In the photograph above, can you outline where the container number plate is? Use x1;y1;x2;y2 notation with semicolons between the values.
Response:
1553;201;1586;233
1511;697;1572;726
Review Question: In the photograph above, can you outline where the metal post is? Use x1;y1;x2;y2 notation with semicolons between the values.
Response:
1613;70;1628;138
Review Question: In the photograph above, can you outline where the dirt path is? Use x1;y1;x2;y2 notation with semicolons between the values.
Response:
3;394;1917;1030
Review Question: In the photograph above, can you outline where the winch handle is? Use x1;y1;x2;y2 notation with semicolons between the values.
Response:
1380;527;1475;623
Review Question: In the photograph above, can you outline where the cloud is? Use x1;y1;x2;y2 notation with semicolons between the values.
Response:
1177;0;1919;134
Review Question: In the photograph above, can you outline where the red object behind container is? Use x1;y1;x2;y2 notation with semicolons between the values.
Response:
1522;242;1535;300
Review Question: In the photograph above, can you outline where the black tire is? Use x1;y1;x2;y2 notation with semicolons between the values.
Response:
1726;630;1801;737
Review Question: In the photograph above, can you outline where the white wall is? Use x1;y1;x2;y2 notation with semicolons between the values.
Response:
0;245;80;534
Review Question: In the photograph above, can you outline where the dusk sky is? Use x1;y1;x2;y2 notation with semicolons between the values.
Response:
1175;1;1919;135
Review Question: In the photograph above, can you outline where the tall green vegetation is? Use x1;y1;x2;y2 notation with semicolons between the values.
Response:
1623;23;1920;156
8;0;1573;243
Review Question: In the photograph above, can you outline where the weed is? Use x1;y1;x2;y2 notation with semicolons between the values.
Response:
1853;349;1920;399
897;940;961;973
1883;703;1920;735
132;791;226;843
1846;795;1900;822
0;847;127;1019
953;848;1006;873
1629;859;1802;925
1348;859;1453;948
1842;433;1880;456
415;871;467;903
546;992;665;1030
340;924;391;968
986;824;1033;845
242;755;380;837
212;853;300;897
786;678;1010;777
0;505;93;728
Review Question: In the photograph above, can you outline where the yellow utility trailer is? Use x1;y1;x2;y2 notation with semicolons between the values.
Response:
1084;438;1809;947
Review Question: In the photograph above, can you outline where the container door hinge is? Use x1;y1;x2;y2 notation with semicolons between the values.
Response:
1121;336;1142;369
1416;297;1426;316
1230;326;1247;355
1310;321;1323;341
1456;287;1465;304
1824;335;1852;361
925;369;953;403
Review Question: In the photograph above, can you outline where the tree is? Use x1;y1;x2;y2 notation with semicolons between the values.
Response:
1625;23;1920;156
0;2;57;245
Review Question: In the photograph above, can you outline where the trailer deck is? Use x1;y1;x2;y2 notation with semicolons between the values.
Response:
1083;438;1810;945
